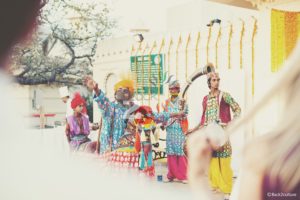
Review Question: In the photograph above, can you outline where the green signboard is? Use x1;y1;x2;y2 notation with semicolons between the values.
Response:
130;54;164;95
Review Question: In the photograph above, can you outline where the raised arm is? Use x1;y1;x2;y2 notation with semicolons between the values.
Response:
84;76;112;113
93;90;112;113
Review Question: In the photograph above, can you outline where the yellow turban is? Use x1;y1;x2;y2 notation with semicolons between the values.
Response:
114;79;135;94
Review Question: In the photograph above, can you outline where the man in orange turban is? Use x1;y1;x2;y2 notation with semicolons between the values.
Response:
113;79;135;104
114;79;134;96
84;76;137;153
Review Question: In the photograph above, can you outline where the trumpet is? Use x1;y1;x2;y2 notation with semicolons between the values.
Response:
182;64;215;99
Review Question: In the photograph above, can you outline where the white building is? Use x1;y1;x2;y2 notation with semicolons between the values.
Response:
92;0;300;172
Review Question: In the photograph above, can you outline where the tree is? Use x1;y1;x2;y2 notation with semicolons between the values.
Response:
10;0;115;85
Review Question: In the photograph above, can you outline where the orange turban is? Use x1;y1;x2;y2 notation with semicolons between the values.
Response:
114;79;134;95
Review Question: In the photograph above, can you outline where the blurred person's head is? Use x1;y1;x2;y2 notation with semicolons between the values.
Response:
226;42;300;193
0;0;41;68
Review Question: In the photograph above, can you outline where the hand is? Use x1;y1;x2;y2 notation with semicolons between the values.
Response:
187;129;194;135
179;99;186;110
66;135;71;143
171;111;185;118
91;123;99;131
178;111;185;118
219;122;228;128
83;76;97;91
179;99;186;105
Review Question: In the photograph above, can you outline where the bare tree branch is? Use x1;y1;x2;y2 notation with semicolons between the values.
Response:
11;0;115;86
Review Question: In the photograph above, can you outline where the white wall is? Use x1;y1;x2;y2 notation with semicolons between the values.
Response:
94;0;300;133
93;1;300;174
166;1;257;32
13;85;72;127
94;2;259;138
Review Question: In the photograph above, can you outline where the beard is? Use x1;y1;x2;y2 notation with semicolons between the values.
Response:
115;90;131;102
170;92;179;97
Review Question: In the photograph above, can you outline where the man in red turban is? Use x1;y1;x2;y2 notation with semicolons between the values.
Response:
71;93;87;114
66;93;93;152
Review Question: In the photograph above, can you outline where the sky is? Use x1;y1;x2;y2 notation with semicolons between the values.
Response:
108;0;196;36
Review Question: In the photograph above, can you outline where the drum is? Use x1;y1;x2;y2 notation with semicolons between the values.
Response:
204;122;227;150
183;122;227;156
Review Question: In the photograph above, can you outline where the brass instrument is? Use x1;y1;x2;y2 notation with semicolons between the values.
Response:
182;64;215;99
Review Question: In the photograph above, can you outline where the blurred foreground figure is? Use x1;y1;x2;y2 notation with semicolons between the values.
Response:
188;42;300;200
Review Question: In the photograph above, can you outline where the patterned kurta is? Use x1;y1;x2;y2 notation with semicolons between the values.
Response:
94;90;129;153
161;97;188;156
66;114;91;151
200;91;241;158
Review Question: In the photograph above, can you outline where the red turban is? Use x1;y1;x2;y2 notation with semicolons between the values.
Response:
71;93;87;113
